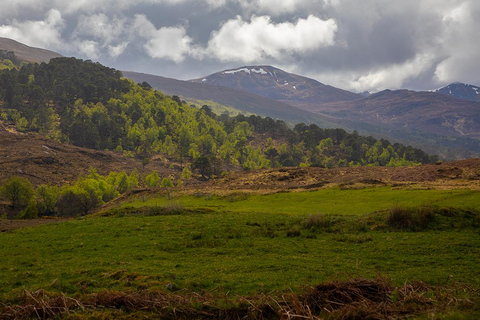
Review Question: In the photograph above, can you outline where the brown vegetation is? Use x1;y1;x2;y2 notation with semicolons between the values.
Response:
0;121;179;187
210;159;480;192
1;278;477;319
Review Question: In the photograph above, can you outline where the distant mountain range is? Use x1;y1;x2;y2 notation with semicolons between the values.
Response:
0;37;62;63
1;37;480;159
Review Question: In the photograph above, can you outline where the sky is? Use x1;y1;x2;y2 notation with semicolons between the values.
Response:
0;0;479;92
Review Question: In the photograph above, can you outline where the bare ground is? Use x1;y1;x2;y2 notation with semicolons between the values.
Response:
0;217;70;232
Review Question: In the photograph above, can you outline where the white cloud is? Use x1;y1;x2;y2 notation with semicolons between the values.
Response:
308;53;437;92
206;15;338;62
432;1;480;85
108;42;129;59
75;39;100;59
74;14;126;45
133;14;193;63
72;13;130;59
0;9;65;50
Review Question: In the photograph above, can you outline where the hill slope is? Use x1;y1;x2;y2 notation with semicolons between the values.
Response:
0;121;177;186
0;37;62;63
122;70;341;128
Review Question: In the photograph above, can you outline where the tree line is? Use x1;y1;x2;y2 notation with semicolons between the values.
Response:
0;168;185;219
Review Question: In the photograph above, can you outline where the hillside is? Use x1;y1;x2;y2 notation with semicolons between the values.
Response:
122;70;340;128
0;121;178;186
0;37;62;63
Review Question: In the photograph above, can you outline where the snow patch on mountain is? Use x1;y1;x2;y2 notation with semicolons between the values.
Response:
223;67;269;75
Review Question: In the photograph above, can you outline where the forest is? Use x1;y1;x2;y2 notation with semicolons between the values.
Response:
0;56;437;177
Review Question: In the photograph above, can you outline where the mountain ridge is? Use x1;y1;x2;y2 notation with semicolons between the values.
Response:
434;82;480;103
0;37;62;63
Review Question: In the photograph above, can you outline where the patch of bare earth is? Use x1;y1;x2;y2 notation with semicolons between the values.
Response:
0;218;70;232
208;159;480;192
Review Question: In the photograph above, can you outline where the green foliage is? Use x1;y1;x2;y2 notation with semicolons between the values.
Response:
0;57;436;171
36;184;59;216
56;182;104;217
145;170;161;188
0;176;35;209
160;177;174;188
19;200;38;219
181;164;192;181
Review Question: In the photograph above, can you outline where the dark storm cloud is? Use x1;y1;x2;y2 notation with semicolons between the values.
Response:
0;0;479;92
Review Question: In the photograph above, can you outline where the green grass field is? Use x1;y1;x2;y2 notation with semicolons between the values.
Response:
1;187;479;318
121;187;480;215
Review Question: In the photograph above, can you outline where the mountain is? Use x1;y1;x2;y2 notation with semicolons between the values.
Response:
0;37;62;63
433;82;480;103
190;66;361;108
122;70;342;128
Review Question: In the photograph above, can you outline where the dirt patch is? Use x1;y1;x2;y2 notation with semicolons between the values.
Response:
0;218;70;232
210;159;480;191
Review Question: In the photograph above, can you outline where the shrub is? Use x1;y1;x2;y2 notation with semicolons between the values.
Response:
304;213;335;232
161;178;174;188
36;184;59;216
0;176;35;209
18;200;38;219
387;206;435;231
286;225;301;237
148;203;185;216
145;170;161;188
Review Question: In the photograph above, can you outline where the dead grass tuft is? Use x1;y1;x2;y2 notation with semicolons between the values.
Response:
1;278;478;319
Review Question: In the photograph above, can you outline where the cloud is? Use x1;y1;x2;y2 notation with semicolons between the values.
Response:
133;14;193;63
350;53;436;92
433;1;480;85
206;15;338;62
75;40;100;59
0;0;480;91
0;9;65;50
72;13;130;59
237;0;308;16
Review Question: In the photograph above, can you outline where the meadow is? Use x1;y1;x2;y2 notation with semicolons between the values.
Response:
1;186;479;319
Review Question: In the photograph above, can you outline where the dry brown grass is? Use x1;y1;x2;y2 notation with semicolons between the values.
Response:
1;278;478;320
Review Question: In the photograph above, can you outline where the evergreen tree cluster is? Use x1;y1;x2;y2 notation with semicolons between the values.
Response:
0;57;437;178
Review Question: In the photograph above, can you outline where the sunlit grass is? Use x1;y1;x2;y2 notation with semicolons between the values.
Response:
121;187;480;216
